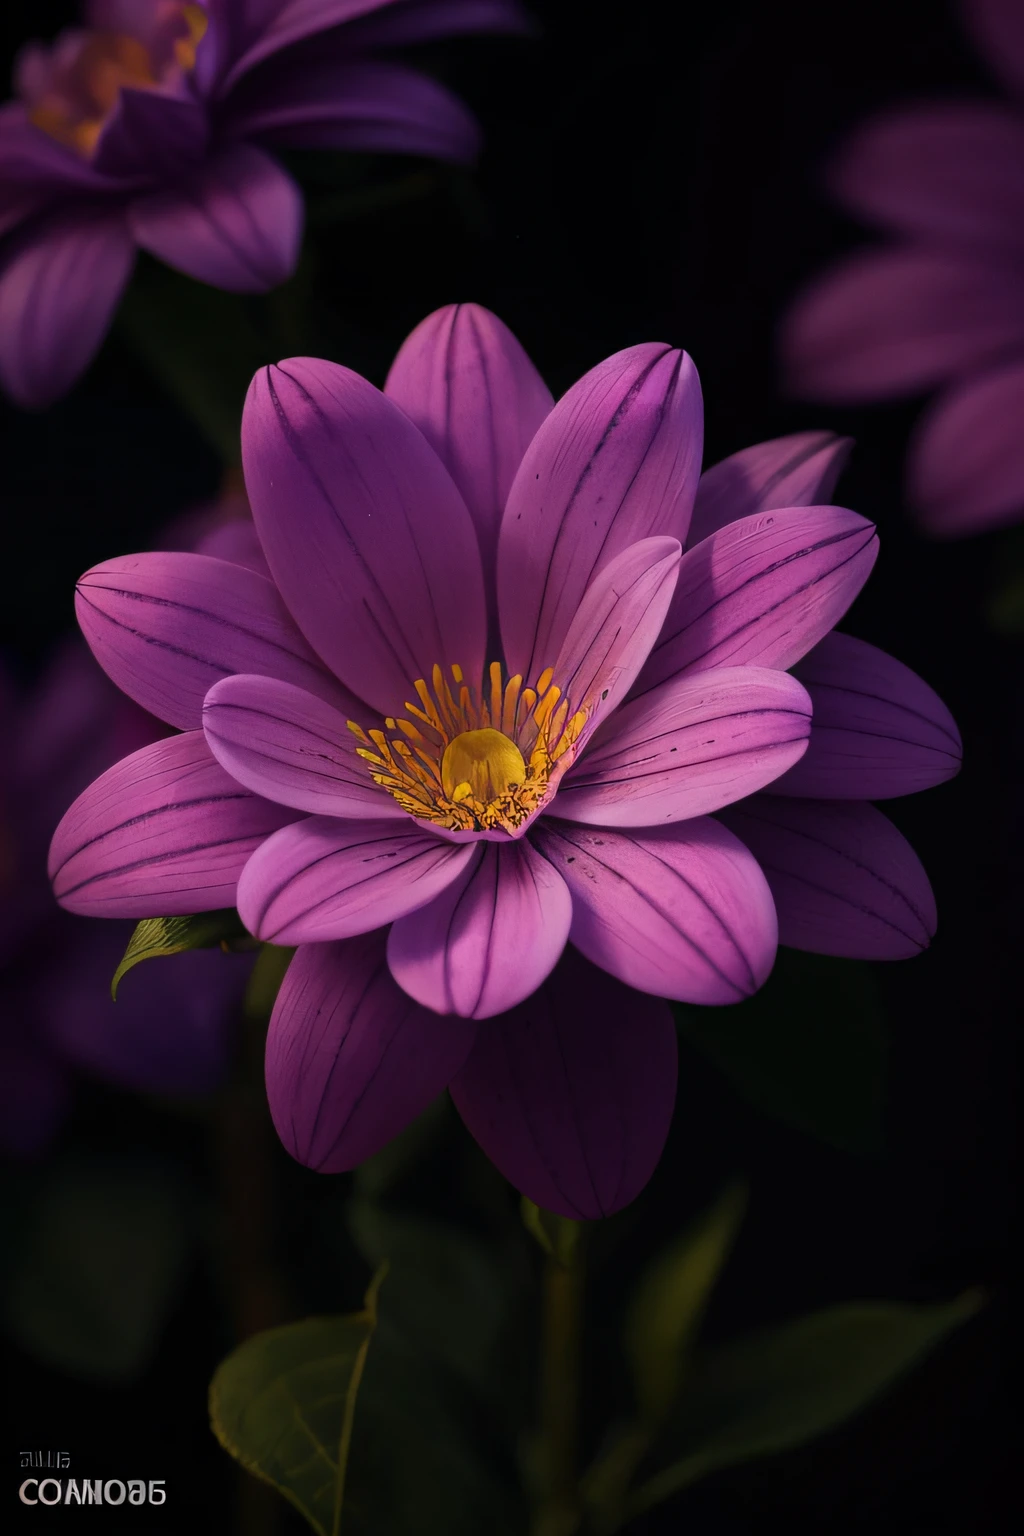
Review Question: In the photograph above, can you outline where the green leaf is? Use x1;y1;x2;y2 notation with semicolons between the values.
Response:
627;1291;983;1516
111;910;249;998
243;942;296;1024
117;266;271;464
521;1198;583;1267
624;1183;747;1427
2;1155;193;1382
209;1266;386;1536
676;950;887;1154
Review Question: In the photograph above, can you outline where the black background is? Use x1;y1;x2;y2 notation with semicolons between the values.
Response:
0;2;1018;1532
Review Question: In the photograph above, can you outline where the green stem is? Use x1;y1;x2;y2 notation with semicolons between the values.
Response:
533;1239;586;1536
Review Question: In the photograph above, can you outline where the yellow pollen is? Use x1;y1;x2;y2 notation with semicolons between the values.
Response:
349;661;591;835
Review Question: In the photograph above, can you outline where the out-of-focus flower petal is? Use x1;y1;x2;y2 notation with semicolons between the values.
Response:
48;731;297;917
76;552;360;729
909;360;1024;536
0;208;134;408
93;87;209;180
498;345;702;682
384;303;553;607
0;101;119;190
688;431;853;547
718;795;936;959
192;517;270;575
203;674;406;817
129;143;302;292
387;839;571;1018
771;633;962;798
781;249;1024;402
236;816;476;943
533;818;777;1005
265;932;475;1172
829;103;1024;255
242;358;487;712
634;506;878;695
961;0;1024;100
316;0;536;52
449;946;677;1219
557;666;812;826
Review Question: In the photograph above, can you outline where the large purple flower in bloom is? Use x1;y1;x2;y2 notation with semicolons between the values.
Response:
0;0;528;407
781;0;1024;537
50;305;960;1216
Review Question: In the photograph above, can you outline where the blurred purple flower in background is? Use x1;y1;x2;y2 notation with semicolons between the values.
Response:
48;306;960;1216
0;0;530;407
0;500;258;1160
781;0;1024;537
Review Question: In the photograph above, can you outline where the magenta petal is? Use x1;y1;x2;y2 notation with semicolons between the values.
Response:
76;551;360;729
718;796;936;960
781;249;1024;402
0;209;134;408
128;144;302;293
829;103;1024;255
266;932;475;1173
449;946;677;1219
771;634;962;799
387;839;571;1018
962;0;1024;99
314;0;535;52
533;818;777;1005
498;345;702;682
908;361;1024;537
242;358;487;711
384;303;553;606
688;432;853;547
92;87;209;180
236;816;476;943
48;731;297;917
634;505;878;696
204;673;406;818
557;666;812;826
552;538;681;741
0;101;119;191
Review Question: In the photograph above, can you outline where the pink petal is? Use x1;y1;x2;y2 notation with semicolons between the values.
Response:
771;633;962;799
266;932;475;1172
48;730;297;917
241;358;487;713
781;249;1024;402
75;551;360;730
908;361;1024;536
128;143;303;293
498;344;702;683
236;816;476;944
718;796;936;959
449;946;677;1219
962;0;1024;100
387;839;571;1018
203;673;406;817
829;103;1024;255
634;505;878;695
533;818;777;1005
688;431;853;547
0;209;134;408
556;666;812;826
384;303;553;609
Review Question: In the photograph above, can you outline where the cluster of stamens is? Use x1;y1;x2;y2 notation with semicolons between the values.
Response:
347;662;589;834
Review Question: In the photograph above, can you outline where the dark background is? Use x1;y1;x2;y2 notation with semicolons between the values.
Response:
0;1;1017;1532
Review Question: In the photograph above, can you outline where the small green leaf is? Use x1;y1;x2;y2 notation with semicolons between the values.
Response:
624;1183;747;1427
627;1291;983;1515
111;910;247;998
209;1266;386;1536
521;1199;583;1267
243;941;296;1024
676;950;887;1154
2;1155;193;1382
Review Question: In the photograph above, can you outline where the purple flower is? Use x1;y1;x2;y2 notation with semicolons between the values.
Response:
0;0;530;407
781;0;1024;537
49;305;960;1215
0;508;258;1160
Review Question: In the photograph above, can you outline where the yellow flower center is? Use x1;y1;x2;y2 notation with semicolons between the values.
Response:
29;3;207;157
348;662;590;835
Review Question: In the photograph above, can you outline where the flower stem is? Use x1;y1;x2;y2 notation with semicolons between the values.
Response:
533;1233;586;1536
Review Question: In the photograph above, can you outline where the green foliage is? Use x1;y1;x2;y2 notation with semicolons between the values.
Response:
676;950;887;1154
111;910;250;998
521;1199;584;1267
209;1266;386;1536
2;1154;193;1382
243;942;296;1024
